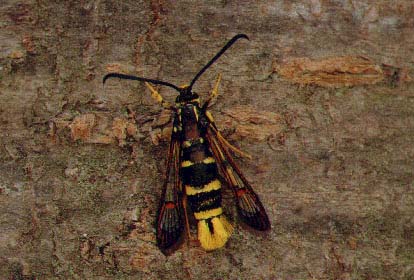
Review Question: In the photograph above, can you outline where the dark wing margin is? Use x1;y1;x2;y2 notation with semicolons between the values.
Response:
206;125;271;231
156;130;185;254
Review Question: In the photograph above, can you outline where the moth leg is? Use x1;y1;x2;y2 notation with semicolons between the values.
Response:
210;73;222;101
205;111;252;159
182;195;191;243
145;82;173;109
203;73;222;108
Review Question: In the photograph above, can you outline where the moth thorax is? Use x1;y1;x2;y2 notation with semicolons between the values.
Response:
181;104;200;123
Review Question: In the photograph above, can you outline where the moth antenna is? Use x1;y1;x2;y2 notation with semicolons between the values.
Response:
103;73;182;92
188;34;249;90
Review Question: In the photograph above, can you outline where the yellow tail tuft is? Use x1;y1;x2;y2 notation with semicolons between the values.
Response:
197;215;233;251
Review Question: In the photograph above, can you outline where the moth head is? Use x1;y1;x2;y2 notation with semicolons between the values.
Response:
175;85;200;104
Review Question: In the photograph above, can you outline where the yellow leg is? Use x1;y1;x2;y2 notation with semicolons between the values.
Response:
203;74;222;108
210;73;222;100
205;110;252;160
182;195;191;243
145;82;173;109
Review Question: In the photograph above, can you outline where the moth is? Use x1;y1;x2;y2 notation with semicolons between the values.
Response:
103;34;270;254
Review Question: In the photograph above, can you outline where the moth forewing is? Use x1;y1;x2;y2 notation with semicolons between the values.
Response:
206;126;271;231
156;137;185;252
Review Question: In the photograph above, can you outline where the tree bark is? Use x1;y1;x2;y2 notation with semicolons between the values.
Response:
1;1;413;279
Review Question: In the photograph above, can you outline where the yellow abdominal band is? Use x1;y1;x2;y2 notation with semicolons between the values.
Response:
185;179;221;195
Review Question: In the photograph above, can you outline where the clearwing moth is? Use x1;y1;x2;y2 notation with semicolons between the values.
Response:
103;34;270;254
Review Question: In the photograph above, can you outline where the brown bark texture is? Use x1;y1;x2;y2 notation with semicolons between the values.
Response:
1;1;414;279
